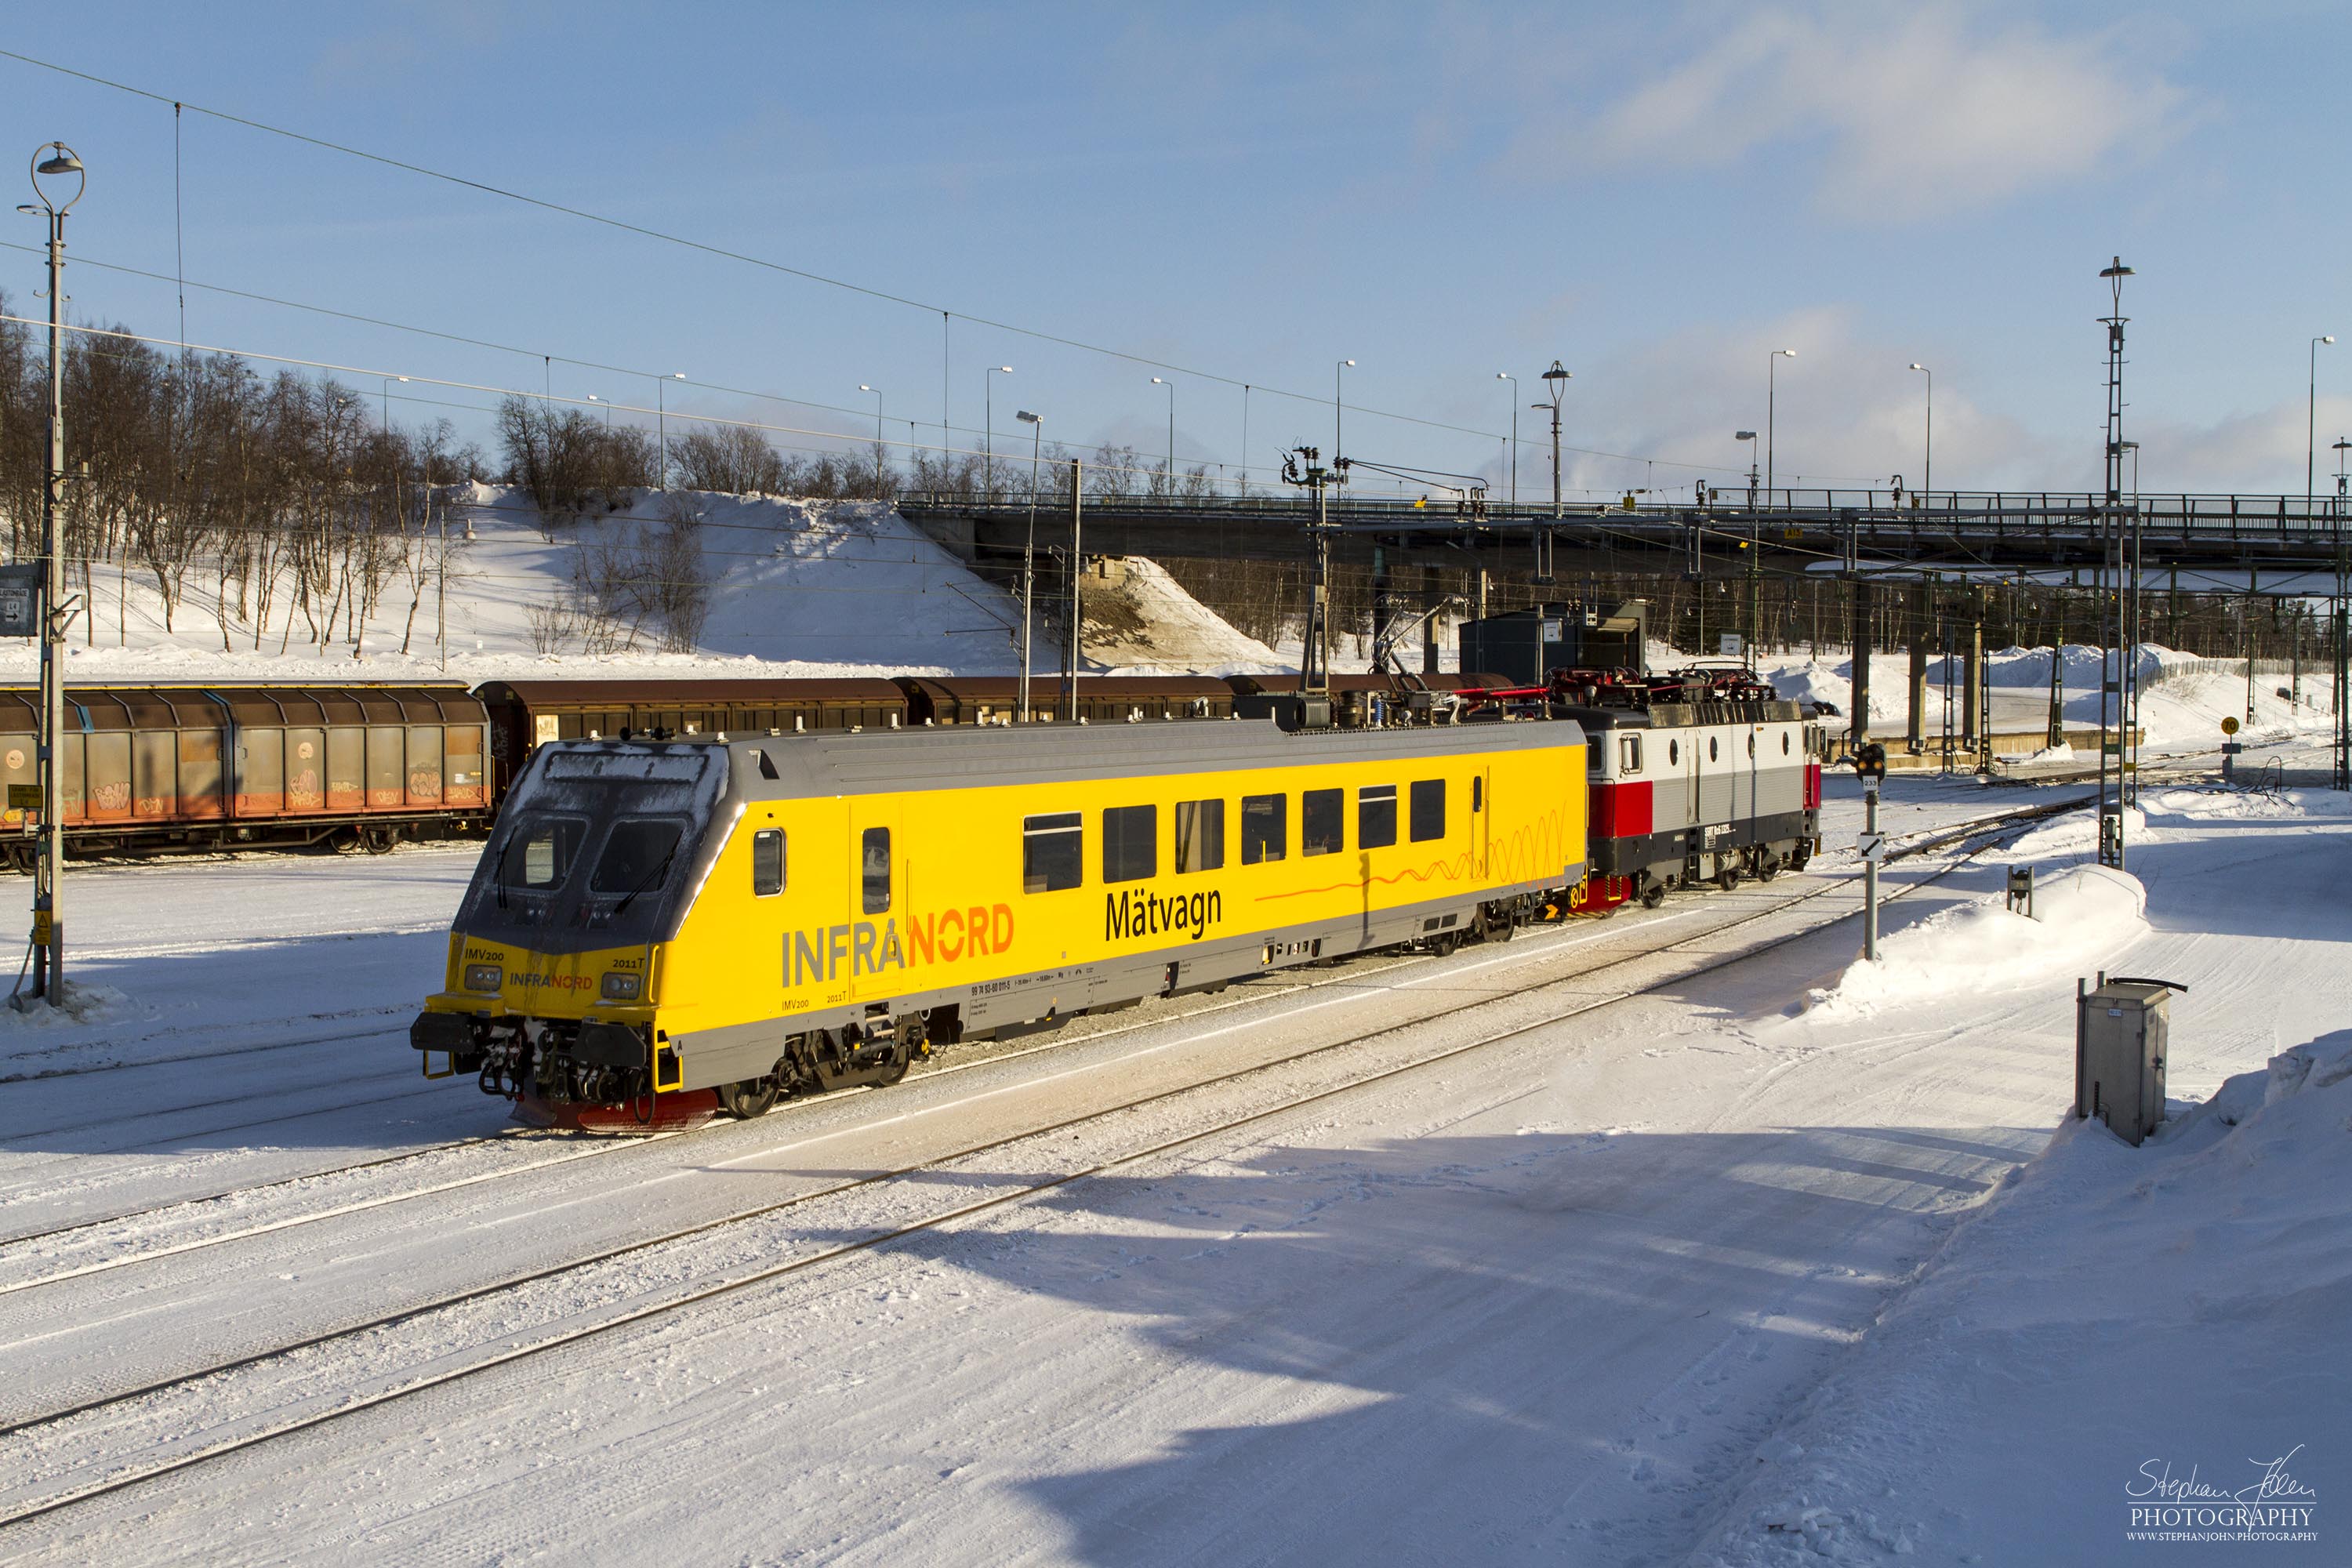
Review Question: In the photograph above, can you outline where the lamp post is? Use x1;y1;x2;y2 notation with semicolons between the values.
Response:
656;372;683;490
380;375;408;432
17;141;82;1007
1017;410;1043;720
1907;363;1931;495
586;392;610;429
985;365;1012;493
1151;376;1175;494
2310;336;2336;505
859;384;884;492
1766;348;1796;503
1496;372;1518;508
1334;359;1355;459
1736;430;1759;510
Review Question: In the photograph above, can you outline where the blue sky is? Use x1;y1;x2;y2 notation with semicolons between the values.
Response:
3;2;2347;499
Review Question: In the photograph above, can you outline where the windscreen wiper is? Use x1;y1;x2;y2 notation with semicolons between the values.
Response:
610;842;678;916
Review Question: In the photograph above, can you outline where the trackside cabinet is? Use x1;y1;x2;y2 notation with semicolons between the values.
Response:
2074;978;2181;1146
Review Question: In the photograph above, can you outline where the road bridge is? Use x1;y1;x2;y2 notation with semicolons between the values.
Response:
899;487;2352;584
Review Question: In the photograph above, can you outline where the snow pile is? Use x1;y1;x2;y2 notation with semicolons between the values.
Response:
1692;1030;2352;1566
1080;557;1287;673
1791;864;2147;1023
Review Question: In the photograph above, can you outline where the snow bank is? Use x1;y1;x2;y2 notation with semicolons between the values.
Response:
1691;1029;2352;1566
1791;864;2147;1023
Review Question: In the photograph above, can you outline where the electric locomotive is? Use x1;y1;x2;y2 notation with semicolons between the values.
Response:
1469;663;1821;910
412;712;1589;1131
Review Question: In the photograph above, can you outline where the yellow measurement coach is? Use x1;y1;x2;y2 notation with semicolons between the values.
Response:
412;715;1588;1128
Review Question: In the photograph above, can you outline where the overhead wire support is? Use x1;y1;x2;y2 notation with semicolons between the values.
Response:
1280;447;1345;698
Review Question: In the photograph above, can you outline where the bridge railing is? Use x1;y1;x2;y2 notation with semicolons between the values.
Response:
899;486;2352;535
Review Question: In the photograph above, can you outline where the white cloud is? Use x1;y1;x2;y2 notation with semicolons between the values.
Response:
1522;4;2196;221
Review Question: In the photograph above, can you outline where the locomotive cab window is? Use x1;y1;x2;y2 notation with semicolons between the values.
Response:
1301;789;1343;856
1024;812;1083;892
1358;785;1397;848
1103;804;1157;883
752;829;785;897
1175;798;1225;873
1240;793;1287;864
861;827;891;913
497;817;586;891
1621;735;1642;774
593;819;684;895
1409;779;1446;842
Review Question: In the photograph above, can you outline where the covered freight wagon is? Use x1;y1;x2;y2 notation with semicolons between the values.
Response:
0;683;491;862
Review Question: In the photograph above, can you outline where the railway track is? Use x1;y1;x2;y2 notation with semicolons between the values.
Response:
0;791;2025;1287
0;794;2071;1532
0;786;2095;1272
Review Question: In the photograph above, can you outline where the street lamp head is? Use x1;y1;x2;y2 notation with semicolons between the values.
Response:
1908;362;1926;372
2323;336;2338;347
670;372;685;379
1541;361;1568;383
1017;410;1041;426
1151;376;1167;385
2100;258;2134;279
1496;371;1511;380
859;384;877;394
1736;430;1757;441
1341;359;1356;368
27;140;85;214
13;205;35;216
996;365;1013;374
2120;440;2140;452
1775;348;1797;359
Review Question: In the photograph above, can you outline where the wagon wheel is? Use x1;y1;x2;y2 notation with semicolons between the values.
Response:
1483;903;1516;943
1639;880;1668;909
360;824;400;855
719;1079;779;1119
1431;931;1460;958
873;1039;911;1087
1715;862;1740;892
1755;853;1781;882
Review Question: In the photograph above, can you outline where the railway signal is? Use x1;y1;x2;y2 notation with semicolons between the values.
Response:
1854;742;1888;962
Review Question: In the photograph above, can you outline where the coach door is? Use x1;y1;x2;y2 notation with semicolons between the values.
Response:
1476;764;1492;880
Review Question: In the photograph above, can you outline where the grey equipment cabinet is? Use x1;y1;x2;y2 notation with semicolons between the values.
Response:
2074;975;2187;1146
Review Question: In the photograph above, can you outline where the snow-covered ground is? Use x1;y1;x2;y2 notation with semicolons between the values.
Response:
0;717;2342;1562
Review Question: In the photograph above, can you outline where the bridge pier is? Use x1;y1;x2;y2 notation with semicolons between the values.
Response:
1906;593;1929;754
1962;586;1984;748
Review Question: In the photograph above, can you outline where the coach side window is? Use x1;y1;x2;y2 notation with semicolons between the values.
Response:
1175;798;1225;873
1410;779;1445;842
1621;735;1642;774
1358;785;1397;848
1024;811;1083;892
1240;793;1287;864
861;827;891;914
1103;804;1157;884
753;829;784;896
1301;789;1343;856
